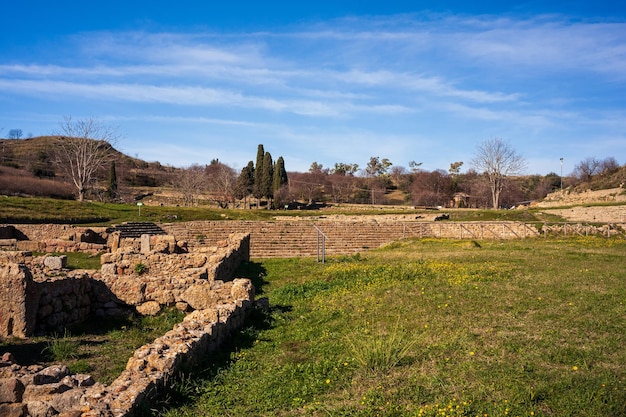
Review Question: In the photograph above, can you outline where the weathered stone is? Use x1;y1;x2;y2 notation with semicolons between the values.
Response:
33;365;69;385
58;410;83;417
0;403;26;417
231;278;255;301
0;264;39;338
43;256;67;270
136;301;161;316
2;352;16;364
25;400;57;417
180;283;220;310
175;302;189;312
0;377;25;403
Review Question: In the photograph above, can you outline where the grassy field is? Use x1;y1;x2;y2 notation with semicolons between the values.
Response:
0;195;570;225
146;237;625;417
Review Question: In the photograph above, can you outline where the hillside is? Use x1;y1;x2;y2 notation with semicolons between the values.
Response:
1;136;624;209
0;136;178;200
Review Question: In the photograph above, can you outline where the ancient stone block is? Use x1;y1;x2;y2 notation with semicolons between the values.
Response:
0;263;39;338
0;403;26;417
43;256;67;270
181;283;220;310
136;301;161;316
33;365;69;385
0;377;25;403
231;278;255;301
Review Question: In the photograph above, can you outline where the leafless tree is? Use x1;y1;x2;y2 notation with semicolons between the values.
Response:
8;129;23;139
174;164;206;207
205;161;237;208
289;171;328;204
599;157;620;176
53;117;119;202
573;157;601;182
471;138;525;209
410;170;453;207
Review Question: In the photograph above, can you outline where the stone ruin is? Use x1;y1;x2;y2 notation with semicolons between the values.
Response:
0;226;259;416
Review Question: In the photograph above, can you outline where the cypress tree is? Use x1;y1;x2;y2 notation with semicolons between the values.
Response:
273;156;288;192
235;161;255;208
253;144;265;199
261;152;274;199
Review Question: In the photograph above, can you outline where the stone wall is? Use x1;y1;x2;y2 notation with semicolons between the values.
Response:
0;280;257;417
0;231;255;416
0;256;127;339
98;233;250;315
1;225;110;254
0;233;250;338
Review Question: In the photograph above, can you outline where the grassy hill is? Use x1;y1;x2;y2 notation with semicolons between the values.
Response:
0;136;177;200
1;136;624;210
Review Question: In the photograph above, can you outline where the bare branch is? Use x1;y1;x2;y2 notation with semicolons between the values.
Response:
471;138;525;209
53;116;120;202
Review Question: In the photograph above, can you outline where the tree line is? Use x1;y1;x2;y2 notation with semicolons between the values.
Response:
3;118;623;209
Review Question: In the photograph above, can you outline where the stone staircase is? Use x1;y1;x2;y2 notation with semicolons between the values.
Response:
113;222;167;239
161;220;430;258
159;220;545;259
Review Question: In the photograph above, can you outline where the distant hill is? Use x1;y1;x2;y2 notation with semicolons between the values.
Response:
0;136;180;200
1;136;624;207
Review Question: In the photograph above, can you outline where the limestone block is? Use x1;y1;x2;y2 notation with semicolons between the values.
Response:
0;263;39;338
136;301;161;316
181;283;220;311
0;403;26;417
230;279;255;301
100;263;117;276
140;234;151;254
0;377;25;403
175;302;189;312
33;365;69;385
25;400;57;417
184;308;220;325
107;278;146;305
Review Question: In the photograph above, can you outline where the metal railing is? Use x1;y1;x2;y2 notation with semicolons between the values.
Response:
313;224;327;263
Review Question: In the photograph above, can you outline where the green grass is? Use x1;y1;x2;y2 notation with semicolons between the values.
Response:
0;195;566;225
148;237;626;417
36;251;103;270
0;308;185;384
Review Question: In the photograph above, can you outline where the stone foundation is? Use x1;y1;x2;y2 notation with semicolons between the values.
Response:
0;230;255;416
0;282;257;416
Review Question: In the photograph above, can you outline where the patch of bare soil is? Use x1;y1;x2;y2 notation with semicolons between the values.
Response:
534;187;626;223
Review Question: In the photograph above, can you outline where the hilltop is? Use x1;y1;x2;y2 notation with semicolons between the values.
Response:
0;136;177;200
1;136;625;210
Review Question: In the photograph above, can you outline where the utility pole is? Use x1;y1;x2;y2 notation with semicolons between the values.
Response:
560;157;564;190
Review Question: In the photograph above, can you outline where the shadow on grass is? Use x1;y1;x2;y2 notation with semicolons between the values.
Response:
137;302;292;416
234;260;269;296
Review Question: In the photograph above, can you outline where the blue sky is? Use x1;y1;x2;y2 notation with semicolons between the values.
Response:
1;1;625;175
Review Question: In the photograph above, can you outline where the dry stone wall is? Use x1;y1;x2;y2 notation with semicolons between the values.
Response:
0;225;109;254
0;231;255;416
0;280;256;417
0;233;250;339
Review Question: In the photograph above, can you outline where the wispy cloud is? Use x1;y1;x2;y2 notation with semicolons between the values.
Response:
0;11;624;172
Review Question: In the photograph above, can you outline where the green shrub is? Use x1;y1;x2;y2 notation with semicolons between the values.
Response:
42;330;80;362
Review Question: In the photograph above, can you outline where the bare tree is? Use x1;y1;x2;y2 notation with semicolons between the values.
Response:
471;138;525;209
205;161;237;208
573;157;601;182
53;117;119;202
8;129;23;139
174;164;207;207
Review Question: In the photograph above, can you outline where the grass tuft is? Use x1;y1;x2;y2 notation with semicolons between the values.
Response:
42;330;80;362
346;317;420;373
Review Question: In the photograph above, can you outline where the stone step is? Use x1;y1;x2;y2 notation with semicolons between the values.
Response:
113;222;168;239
